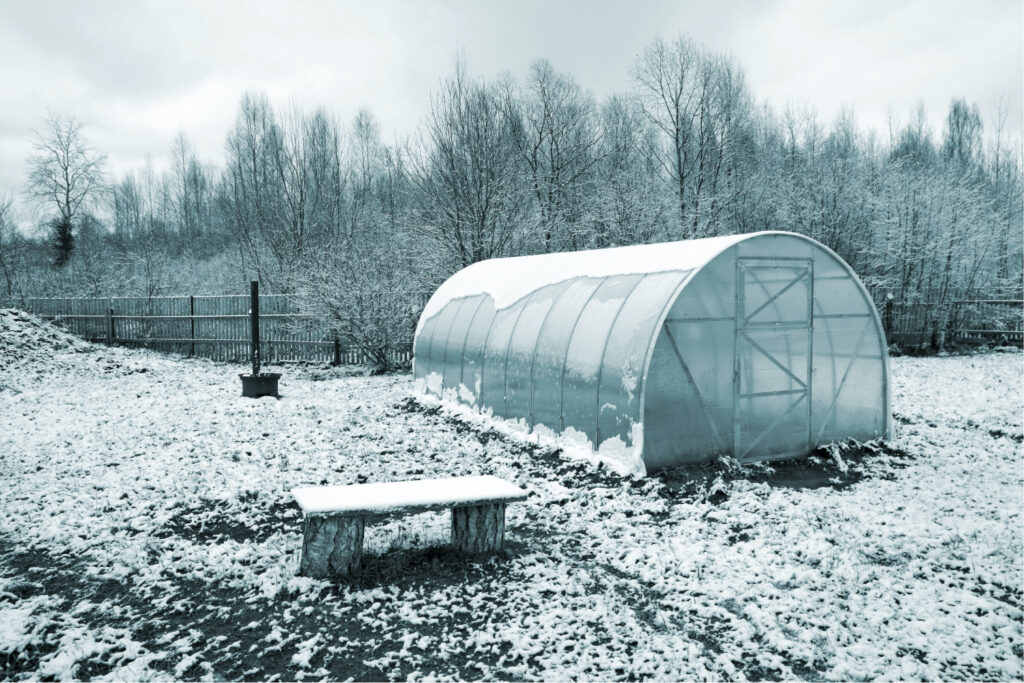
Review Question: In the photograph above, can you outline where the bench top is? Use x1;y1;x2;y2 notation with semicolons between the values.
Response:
292;475;529;517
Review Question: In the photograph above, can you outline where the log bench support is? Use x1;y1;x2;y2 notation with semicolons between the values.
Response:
292;475;527;579
299;514;365;578
451;502;505;553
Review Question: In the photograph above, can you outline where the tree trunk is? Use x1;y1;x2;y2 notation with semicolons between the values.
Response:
451;503;505;553
299;515;364;578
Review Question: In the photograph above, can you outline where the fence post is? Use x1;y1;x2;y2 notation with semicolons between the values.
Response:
106;307;114;346
189;295;195;357
250;280;261;376
332;335;342;366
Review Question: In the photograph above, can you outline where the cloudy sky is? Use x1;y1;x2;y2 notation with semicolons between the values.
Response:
1;0;1020;212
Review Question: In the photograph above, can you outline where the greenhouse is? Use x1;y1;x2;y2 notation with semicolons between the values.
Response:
413;231;891;475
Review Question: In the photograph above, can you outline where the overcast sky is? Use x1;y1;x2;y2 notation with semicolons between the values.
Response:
1;0;1021;211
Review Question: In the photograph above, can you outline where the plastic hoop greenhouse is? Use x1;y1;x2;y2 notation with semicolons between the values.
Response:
413;231;891;475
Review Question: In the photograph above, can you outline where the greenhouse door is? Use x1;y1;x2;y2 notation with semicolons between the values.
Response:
734;258;813;461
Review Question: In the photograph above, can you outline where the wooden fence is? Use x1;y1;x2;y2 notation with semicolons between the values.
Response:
2;293;1020;363
879;299;1024;349
4;294;422;365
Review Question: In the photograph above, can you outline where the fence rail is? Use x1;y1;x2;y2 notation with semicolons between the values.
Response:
877;298;1023;349
3;293;1021;364
4;294;421;365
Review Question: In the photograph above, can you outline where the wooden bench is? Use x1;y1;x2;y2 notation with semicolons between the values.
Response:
292;475;529;578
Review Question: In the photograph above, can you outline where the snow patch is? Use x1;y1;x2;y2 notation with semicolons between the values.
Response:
1;337;1020;681
621;366;638;405
292;475;527;515
424;371;443;396
457;382;476;404
414;390;646;477
0;596;55;654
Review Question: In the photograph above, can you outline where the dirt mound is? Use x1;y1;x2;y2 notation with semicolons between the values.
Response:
0;308;90;365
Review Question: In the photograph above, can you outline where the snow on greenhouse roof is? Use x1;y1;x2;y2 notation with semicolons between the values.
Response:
420;232;751;325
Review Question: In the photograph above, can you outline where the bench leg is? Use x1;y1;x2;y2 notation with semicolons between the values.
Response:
451;503;505;553
300;515;364;578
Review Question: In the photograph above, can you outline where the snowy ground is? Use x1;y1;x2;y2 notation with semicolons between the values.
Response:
1;309;1021;681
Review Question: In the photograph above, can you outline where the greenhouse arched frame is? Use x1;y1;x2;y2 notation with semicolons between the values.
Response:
413;231;891;474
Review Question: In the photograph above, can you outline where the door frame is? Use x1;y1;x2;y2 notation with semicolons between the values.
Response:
733;256;814;461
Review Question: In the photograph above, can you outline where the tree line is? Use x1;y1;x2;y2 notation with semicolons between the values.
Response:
1;35;1020;359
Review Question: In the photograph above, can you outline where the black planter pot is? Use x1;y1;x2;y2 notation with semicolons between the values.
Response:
240;372;281;398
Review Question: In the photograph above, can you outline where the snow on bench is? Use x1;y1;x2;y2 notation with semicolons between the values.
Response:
292;475;528;578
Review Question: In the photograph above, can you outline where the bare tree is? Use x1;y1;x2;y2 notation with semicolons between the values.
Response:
171;131;215;261
224;92;278;286
0;193;18;296
407;60;528;275
223;94;351;291
25;113;107;267
507;60;604;251
350;108;384;239
942;98;983;168
589;95;665;247
988;96;1024;288
634;36;750;238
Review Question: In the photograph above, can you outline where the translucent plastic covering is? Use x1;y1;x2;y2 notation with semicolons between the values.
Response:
414;231;890;474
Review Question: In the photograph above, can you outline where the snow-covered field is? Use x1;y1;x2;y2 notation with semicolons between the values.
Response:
1;309;1021;681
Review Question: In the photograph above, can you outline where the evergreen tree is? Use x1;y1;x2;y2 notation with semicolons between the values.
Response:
50;217;73;268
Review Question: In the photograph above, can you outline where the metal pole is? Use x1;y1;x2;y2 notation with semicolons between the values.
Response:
189;295;196;357
106;307;114;346
250;280;260;376
332;334;341;366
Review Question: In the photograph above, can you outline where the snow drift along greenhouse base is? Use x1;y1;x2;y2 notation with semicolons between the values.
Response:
413;231;890;475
